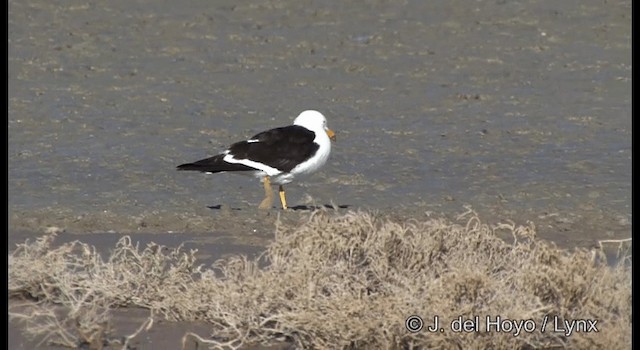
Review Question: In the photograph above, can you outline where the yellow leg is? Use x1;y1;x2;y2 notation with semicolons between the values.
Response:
278;185;288;210
258;176;274;209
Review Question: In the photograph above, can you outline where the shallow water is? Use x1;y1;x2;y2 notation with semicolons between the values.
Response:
9;0;631;249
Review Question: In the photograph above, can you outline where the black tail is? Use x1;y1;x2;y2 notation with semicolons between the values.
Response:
177;154;254;173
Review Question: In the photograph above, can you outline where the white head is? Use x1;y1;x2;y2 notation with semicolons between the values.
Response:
293;110;336;141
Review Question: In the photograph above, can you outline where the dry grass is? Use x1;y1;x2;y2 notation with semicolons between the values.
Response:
9;210;631;349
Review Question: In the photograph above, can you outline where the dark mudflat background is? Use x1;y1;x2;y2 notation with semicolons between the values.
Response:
9;0;630;348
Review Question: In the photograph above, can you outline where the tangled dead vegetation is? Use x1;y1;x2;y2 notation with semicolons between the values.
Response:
9;210;631;349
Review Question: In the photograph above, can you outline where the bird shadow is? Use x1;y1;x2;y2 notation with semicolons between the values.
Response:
289;204;351;211
206;204;351;211
207;205;243;211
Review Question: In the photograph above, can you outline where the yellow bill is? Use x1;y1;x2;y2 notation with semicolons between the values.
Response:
326;128;336;141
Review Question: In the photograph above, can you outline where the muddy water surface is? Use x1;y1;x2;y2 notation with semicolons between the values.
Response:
9;0;631;249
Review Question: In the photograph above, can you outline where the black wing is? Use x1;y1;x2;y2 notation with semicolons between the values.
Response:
176;153;255;173
227;125;319;172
